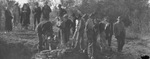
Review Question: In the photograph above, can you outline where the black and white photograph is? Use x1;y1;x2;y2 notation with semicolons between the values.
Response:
0;0;150;59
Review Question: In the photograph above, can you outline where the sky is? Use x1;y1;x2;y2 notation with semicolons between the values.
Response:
15;0;28;4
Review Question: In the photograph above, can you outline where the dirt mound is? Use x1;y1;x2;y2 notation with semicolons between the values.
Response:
0;31;38;59
0;37;36;59
33;48;88;59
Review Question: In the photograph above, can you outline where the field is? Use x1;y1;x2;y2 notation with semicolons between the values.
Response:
0;28;150;59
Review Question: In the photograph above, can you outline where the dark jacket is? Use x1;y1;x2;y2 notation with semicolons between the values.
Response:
42;5;51;20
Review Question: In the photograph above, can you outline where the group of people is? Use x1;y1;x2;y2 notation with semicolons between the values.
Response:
36;3;126;59
4;1;53;32
4;1;126;59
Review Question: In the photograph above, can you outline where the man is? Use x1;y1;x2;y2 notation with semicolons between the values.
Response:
59;14;73;45
33;2;42;30
21;4;30;30
58;4;67;21
36;21;54;51
5;6;13;32
85;13;97;59
72;10;82;34
78;14;88;52
42;1;51;21
26;3;31;29
12;2;20;29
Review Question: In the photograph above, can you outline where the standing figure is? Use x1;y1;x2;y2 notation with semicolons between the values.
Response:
78;14;88;52
57;14;73;46
33;2;42;30
5;6;13;32
26;3;31;28
58;4;67;21
12;2;20;29
21;4;31;30
85;13;97;59
42;1;51;21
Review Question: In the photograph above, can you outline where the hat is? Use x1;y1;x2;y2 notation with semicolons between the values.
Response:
35;2;39;5
58;4;62;8
45;1;48;4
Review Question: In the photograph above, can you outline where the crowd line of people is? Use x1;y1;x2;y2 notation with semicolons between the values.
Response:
3;1;126;59
35;2;126;59
4;1;54;32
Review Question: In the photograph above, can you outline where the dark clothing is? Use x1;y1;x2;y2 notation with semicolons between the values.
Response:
36;21;54;51
26;5;31;24
85;18;97;59
105;19;126;52
42;5;51;20
20;4;31;29
21;10;29;28
12;5;21;26
59;19;73;44
34;7;42;17
105;23;113;46
27;6;31;23
33;7;42;29
114;21;126;52
5;9;13;31
72;19;76;34
59;8;67;18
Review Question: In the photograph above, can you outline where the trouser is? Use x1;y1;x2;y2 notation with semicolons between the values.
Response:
116;31;125;52
63;31;70;44
87;29;97;59
38;33;43;51
13;14;19;27
106;33;113;47
78;31;84;50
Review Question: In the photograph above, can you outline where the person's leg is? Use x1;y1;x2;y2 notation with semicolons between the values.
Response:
87;30;94;59
64;32;67;44
66;31;70;43
13;15;17;27
38;33;43;51
108;35;112;47
116;36;120;52
79;32;83;51
118;32;125;52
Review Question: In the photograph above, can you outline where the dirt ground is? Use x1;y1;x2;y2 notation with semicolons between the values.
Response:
0;28;150;59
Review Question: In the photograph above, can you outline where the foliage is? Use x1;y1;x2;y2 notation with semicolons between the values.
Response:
71;0;150;35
